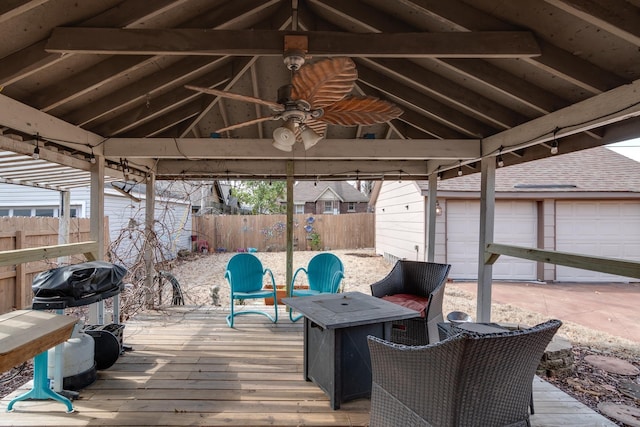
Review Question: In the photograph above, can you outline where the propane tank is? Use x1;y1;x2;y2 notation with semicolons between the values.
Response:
48;323;96;391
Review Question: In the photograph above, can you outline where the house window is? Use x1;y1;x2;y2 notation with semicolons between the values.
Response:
347;202;356;212
295;204;304;214
13;208;32;217
0;209;8;216
323;201;334;213
35;208;55;217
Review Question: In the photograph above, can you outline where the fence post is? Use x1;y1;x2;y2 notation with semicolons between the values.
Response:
15;230;26;310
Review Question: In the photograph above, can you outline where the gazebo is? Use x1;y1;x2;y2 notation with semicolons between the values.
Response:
0;0;639;362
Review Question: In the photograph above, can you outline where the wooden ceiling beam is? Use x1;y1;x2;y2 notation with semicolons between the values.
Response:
356;65;496;138
155;159;433;180
531;43;627;94
63;56;230;126
306;1;568;121
544;0;640;46
180;0;282;29
178;56;259;137
0;0;192;86
482;78;640;157
0;93;104;155
46;2;280;123
402;0;627;93
0;0;48;24
45;28;541;58
103;138;480;160
438;58;568;115
91;62;233;136
359;58;527;129
391;108;467;140
64;0;288;130
178;10;292;137
124;103;203;138
31;56;157;112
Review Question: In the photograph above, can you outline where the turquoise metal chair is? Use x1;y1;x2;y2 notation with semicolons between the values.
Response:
225;253;278;327
288;253;345;322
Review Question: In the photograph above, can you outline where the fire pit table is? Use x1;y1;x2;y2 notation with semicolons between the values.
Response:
282;291;419;409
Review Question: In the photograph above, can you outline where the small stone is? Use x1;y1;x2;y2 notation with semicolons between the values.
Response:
597;403;640;427
584;355;640;375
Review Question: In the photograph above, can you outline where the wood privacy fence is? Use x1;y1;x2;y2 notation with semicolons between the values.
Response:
0;217;92;313
192;213;374;253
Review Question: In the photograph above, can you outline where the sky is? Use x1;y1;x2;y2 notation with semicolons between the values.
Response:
607;138;640;162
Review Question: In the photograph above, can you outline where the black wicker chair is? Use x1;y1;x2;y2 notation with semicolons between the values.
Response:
367;319;562;427
370;261;451;345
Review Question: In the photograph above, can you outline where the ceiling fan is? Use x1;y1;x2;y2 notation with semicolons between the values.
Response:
185;54;402;151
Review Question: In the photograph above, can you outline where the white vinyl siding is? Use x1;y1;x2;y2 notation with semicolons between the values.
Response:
375;181;428;262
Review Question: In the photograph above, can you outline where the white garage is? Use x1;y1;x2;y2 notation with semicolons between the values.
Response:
556;200;640;282
446;200;538;280
373;147;640;283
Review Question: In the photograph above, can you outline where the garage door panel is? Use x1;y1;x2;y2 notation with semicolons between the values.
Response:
556;201;640;282
446;200;537;280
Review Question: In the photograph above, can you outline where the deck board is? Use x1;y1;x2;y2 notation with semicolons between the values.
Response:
1;306;616;426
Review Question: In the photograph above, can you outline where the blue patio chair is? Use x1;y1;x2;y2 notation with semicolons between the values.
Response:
225;253;278;327
288;252;345;322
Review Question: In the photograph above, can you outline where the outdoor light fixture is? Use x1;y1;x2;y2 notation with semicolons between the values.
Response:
32;135;40;160
458;161;463;176
300;124;322;150
272;119;296;151
435;201;443;216
551;127;559;155
89;148;96;164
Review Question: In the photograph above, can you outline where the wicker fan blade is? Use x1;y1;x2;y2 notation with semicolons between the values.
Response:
291;57;357;109
216;116;279;133
318;96;403;126
185;85;283;111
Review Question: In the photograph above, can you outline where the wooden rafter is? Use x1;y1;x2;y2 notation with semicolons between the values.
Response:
45;28;542;58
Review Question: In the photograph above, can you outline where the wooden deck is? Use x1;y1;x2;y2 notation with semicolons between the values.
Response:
1;306;616;426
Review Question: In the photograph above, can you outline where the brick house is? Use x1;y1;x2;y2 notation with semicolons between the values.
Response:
292;181;369;215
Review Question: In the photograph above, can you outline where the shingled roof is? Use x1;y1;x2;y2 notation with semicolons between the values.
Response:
417;147;640;195
293;181;369;204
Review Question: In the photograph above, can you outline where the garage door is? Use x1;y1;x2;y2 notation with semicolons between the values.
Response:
446;200;538;280
556;201;640;282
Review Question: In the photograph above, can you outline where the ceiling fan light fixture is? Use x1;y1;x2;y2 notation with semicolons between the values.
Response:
272;137;294;151
300;125;322;150
272;119;296;151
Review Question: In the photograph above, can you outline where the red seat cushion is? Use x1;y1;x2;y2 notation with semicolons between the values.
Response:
381;293;429;318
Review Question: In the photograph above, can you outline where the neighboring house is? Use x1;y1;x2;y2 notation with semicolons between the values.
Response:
292;181;369;215
0;182;192;264
371;147;640;283
167;180;242;215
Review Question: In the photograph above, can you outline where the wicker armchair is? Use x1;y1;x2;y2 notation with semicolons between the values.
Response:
367;319;562;427
370;261;451;345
